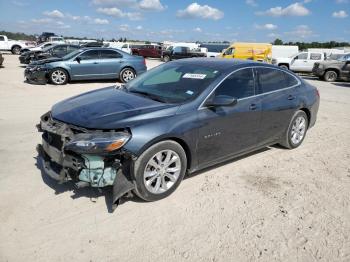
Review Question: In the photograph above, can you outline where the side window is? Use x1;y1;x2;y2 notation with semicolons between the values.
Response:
310;53;322;60
100;50;122;59
284;72;299;87
67;45;79;53
52;46;67;56
257;68;298;93
173;46;182;53
214;68;255;99
78;50;99;60
295;53;308;60
0;36;5;41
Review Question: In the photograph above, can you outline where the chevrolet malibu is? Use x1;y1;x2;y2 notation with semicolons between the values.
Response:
25;47;147;85
37;58;319;208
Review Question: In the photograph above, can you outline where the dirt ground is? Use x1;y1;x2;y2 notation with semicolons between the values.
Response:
0;53;349;262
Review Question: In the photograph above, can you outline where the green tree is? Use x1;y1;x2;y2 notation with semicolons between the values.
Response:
273;38;283;45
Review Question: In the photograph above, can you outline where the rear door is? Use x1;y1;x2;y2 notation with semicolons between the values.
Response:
255;67;300;145
306;53;323;72
0;36;8;50
69;50;100;79
197;68;262;166
98;49;123;78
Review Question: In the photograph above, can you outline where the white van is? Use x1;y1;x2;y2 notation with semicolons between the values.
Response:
104;42;132;54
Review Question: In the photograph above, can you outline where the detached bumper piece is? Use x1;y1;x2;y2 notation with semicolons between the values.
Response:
37;112;135;210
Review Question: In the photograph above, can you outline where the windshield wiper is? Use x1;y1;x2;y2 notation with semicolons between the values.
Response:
129;90;166;103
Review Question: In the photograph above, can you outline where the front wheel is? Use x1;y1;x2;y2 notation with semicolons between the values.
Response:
323;70;338;82
120;68;136;83
280;110;308;149
163;55;170;62
279;64;289;70
133;141;187;201
49;68;68;85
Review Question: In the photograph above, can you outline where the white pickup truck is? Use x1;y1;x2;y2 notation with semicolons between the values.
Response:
0;35;32;54
272;51;325;73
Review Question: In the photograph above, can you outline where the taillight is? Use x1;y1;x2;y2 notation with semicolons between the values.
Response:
143;58;146;66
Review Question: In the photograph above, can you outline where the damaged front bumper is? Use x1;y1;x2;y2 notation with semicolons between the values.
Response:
37;112;136;207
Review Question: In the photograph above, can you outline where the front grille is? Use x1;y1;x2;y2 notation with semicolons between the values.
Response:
43;131;63;150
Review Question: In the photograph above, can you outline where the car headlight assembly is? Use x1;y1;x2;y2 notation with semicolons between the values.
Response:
33;66;46;71
64;132;131;154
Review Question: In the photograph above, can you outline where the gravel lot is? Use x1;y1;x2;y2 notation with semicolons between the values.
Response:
0;53;349;262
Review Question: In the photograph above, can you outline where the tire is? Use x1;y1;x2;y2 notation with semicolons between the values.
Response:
133;140;187;201
163;55;170;62
49;68;69;85
280;110;309;149
323;70;338;82
279;64;289;70
11;45;21;55
119;67;136;83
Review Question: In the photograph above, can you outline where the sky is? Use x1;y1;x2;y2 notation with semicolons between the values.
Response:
0;0;349;42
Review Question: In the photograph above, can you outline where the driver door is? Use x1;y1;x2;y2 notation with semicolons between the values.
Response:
290;53;308;72
69;50;100;79
196;68;261;167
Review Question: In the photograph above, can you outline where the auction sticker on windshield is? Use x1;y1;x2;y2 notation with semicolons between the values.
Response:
183;73;207;79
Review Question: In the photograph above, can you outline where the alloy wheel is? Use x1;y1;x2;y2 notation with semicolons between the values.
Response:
143;150;181;194
122;69;135;82
290;116;306;145
51;70;66;84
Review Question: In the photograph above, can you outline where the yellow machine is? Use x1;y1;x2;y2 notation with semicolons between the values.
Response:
220;42;272;63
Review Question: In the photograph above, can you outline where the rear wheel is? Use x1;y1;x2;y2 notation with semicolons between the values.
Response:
49;68;68;85
120;68;136;83
11;45;21;55
133;140;187;201
323;70;338;82
280;110;308;149
279;64;289;70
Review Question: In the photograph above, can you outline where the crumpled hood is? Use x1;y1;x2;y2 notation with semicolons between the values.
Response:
51;87;179;129
31;57;63;65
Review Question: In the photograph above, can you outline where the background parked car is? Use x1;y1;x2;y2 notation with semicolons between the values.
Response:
313;53;350;82
20;42;56;54
0;35;33;54
0;52;4;66
25;47;147;85
132;44;163;58
272;51;325;72
19;44;80;64
161;46;206;62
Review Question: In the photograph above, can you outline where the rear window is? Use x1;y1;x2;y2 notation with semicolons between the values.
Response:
256;68;299;93
310;53;322;60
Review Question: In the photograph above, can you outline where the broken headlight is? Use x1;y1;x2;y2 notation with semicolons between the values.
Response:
65;132;131;154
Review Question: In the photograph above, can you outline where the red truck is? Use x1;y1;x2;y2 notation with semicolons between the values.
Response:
132;44;163;58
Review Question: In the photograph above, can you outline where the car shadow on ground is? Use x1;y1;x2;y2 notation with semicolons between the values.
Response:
332;82;350;88
34;155;116;213
34;146;274;212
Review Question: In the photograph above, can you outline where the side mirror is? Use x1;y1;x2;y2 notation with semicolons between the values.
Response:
205;95;238;107
75;57;81;63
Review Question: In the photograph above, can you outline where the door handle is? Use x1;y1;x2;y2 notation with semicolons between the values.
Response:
119;60;125;63
249;104;257;110
93;62;99;64
287;95;295;100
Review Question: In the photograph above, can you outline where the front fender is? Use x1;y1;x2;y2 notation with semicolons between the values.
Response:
123;112;199;169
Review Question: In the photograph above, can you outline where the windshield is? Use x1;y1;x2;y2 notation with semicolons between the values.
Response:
41;45;55;52
62;49;82;60
126;63;223;104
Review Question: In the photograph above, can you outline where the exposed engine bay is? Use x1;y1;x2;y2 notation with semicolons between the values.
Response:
36;111;136;210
